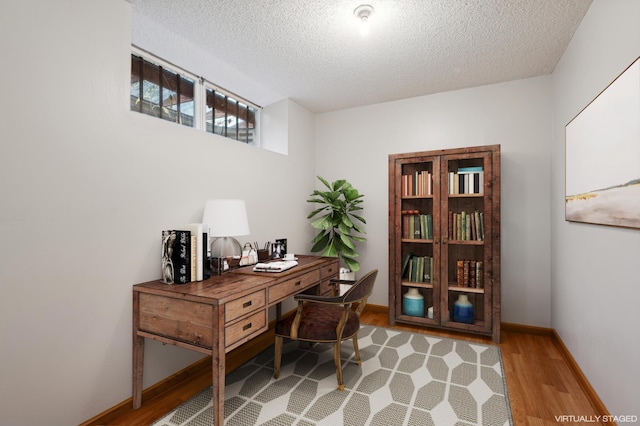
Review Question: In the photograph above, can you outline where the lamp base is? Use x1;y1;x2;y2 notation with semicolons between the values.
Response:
210;237;242;259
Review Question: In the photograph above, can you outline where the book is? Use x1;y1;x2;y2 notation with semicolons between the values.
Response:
463;260;470;287
475;261;484;288
457;166;483;173
202;232;211;280
183;223;205;281
161;230;191;284
401;252;414;278
253;260;298;273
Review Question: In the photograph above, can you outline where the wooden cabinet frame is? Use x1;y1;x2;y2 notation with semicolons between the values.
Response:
388;145;501;342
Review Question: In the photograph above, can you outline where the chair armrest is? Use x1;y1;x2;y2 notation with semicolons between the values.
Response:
294;293;343;304
329;279;356;285
329;278;356;297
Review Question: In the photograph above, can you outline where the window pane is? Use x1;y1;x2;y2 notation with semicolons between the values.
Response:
238;103;248;143
161;68;178;123
178;76;194;127
214;92;226;136
130;55;142;112
227;98;238;140
205;88;213;132
247;106;256;145
142;59;161;118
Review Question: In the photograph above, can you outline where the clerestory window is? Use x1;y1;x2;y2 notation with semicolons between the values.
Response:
129;49;260;146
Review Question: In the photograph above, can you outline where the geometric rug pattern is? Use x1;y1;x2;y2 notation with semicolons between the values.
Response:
153;325;513;426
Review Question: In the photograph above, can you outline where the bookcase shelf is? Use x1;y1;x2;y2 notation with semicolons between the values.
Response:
388;145;501;343
401;281;433;289
448;286;485;294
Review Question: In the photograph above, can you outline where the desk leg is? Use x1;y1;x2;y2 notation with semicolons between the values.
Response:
132;291;144;409
276;302;282;320
212;304;225;425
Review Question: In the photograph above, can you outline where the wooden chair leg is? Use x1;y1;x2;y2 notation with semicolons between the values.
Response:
334;340;344;391
274;335;283;379
352;334;362;366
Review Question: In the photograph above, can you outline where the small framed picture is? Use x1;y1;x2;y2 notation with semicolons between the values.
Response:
276;238;287;255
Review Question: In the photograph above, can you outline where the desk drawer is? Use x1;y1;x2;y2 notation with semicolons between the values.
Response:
226;310;267;350
269;270;320;304
225;289;266;323
320;261;339;280
138;293;213;348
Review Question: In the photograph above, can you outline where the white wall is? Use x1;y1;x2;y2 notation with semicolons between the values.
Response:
551;0;640;416
0;2;315;425
315;76;553;327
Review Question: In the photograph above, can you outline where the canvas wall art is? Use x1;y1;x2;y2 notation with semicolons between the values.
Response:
565;56;640;229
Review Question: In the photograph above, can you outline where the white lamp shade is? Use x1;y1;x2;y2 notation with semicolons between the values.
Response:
202;199;250;237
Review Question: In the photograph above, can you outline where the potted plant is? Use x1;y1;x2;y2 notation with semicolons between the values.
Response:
307;176;366;272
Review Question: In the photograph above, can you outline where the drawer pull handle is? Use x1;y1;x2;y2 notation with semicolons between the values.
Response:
243;323;252;331
243;301;252;308
295;281;301;287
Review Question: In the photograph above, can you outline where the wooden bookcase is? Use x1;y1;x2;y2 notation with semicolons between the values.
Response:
388;145;501;342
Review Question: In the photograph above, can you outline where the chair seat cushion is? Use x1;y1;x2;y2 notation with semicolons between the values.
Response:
275;303;360;342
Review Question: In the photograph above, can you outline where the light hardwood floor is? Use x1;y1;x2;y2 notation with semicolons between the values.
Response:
83;306;609;426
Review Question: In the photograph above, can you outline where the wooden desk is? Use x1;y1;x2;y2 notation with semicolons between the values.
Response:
132;255;338;425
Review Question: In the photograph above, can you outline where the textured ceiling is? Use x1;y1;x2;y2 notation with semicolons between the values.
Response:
131;0;592;113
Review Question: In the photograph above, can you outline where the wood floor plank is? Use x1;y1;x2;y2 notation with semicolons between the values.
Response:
83;307;608;425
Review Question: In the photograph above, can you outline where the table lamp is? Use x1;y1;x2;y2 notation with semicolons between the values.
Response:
202;199;250;259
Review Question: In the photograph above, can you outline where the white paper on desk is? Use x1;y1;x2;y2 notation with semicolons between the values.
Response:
253;260;298;272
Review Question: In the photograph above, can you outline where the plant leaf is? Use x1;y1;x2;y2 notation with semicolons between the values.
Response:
340;245;359;257
351;223;366;234
306;206;327;219
310;214;333;230
322;240;338;257
339;232;355;249
337;222;352;235
311;230;328;244
344;188;360;202
332;179;347;191
343;257;360;272
311;233;330;252
341;214;354;228
318;176;331;190
350;213;366;224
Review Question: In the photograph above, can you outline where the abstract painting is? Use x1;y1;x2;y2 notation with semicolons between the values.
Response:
565;56;640;229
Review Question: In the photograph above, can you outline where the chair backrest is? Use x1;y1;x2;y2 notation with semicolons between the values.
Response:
342;269;378;304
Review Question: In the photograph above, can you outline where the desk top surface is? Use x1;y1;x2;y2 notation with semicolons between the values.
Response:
133;255;334;304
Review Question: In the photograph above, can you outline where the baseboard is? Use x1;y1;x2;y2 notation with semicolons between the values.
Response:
551;329;614;425
362;303;388;315
501;321;555;336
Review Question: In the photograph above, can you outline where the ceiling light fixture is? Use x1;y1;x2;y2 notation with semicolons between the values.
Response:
354;4;374;36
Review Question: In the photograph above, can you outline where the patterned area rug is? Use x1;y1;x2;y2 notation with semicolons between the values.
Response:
153;325;512;426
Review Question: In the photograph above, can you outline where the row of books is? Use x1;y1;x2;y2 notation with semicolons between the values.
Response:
402;253;433;283
401;171;433;196
161;224;211;284
456;260;484;288
448;210;484;241
401;210;433;240
448;167;484;195
401;166;483;196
